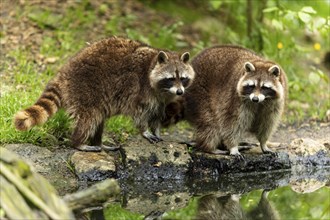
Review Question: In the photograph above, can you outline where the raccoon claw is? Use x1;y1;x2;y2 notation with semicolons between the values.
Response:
264;150;278;157
261;147;278;156
229;147;245;160
147;136;162;143
101;145;120;151
142;131;162;144
76;145;102;152
232;153;245;161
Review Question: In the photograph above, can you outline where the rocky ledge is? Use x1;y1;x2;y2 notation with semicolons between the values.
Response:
4;136;329;190
70;137;329;182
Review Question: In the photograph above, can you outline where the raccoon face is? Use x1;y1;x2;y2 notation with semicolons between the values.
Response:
149;51;195;97
237;62;283;103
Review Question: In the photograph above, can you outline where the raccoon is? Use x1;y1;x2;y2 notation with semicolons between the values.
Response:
247;190;281;220
14;37;195;151
165;45;287;157
196;194;245;220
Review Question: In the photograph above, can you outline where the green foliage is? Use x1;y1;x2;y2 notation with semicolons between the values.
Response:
106;116;136;143
241;186;330;219
271;186;330;220
163;196;198;219
103;203;144;220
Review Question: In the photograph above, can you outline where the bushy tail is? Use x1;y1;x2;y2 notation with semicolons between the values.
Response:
14;82;62;131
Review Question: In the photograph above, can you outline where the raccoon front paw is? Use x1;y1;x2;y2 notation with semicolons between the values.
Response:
142;131;162;143
231;153;245;160
263;149;278;156
229;147;245;160
261;145;278;156
101;145;120;151
76;145;102;152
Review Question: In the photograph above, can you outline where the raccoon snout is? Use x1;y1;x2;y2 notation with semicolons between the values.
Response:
249;93;265;103
252;96;259;103
176;89;183;95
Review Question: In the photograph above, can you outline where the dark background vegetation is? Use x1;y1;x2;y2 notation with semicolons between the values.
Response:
1;0;329;145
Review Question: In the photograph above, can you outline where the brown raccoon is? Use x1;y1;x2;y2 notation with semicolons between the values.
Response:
196;191;280;220
162;97;185;128
164;45;287;157
14;37;195;151
196;194;246;220
247;190;281;220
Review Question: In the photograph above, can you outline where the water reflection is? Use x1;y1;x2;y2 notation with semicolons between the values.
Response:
196;191;279;220
76;169;330;220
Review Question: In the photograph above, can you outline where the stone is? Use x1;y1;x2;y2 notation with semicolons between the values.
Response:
189;148;291;177
290;179;326;194
70;151;116;181
4;144;53;174
3;144;77;195
124;192;190;216
119;138;192;180
289;138;327;156
288;138;330;166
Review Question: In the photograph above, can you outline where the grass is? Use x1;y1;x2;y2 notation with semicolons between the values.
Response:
1;1;329;147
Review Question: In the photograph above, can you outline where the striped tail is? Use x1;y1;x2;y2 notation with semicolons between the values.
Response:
14;82;62;131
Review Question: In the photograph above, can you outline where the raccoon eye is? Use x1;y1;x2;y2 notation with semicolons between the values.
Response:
180;77;190;86
242;85;255;96
261;86;276;97
167;77;176;81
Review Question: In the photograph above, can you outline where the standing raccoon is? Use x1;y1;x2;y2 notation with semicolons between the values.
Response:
173;45;287;157
14;37;195;151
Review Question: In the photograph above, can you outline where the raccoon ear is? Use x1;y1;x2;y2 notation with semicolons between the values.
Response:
244;62;255;72
180;52;190;63
268;65;280;77
157;51;169;64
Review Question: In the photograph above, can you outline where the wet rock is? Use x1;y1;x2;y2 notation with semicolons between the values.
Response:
189;149;291;177
4;144;53;174
124;192;190;216
288;138;330;166
119;138;191;180
71;151;116;181
289;138;327;156
290;178;326;194
3;144;77;195
319;138;330;150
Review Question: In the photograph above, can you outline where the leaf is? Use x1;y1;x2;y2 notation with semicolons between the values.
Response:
272;19;283;30
301;6;316;14
314;18;326;29
263;7;278;13
298;12;312;23
309;72;321;84
209;1;222;10
284;11;296;22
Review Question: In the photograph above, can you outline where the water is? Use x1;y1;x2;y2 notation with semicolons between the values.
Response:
77;169;330;220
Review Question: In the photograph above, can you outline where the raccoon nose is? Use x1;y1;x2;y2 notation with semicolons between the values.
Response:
252;96;259;103
176;89;183;95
